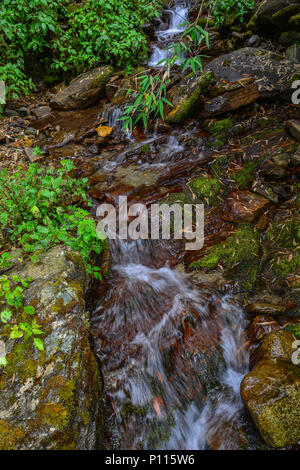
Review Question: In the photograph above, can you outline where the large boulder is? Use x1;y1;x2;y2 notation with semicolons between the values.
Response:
50;66;113;110
241;330;300;448
205;47;300;98
165;72;216;124
247;0;299;31
0;246;103;450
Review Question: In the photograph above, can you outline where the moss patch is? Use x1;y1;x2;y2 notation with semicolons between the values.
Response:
189;175;222;205
190;223;260;270
0;420;25;450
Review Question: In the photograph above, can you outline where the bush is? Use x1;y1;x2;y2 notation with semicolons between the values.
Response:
0;0;160;99
0;159;103;279
212;0;255;29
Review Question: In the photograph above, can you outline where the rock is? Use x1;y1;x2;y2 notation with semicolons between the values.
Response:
247;0;298;31
286;43;300;63
32;106;52;120
4;108;18;118
271;152;291;168
222;190;270;222
247;34;261;47
165;72;216;124
0;246;103;449
95;126;113;137
291;144;300;164
251;181;279;203
248;315;280;342
261;160;287;179
142;23;156;41
50;66;113;110
285;119;300;141
201;81;259;118
289;12;300;27
245;303;287;315
280;30;300;46
204;47;300;98
23;147;45;163
241;330;300;448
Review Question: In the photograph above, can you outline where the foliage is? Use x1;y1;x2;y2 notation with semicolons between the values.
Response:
0;271;43;367
286;323;300;339
212;0;256;29
0;0;159;99
0;159;103;279
120;22;210;131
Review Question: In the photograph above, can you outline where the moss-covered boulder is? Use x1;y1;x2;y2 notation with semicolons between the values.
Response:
165;72;215;124
0;246;103;450
247;0;298;31
50;66;113;110
205;48;300;98
241;330;300;448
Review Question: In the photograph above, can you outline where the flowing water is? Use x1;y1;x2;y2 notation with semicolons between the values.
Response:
148;1;189;67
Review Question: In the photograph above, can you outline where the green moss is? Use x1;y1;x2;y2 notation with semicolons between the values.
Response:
5;343;38;383
267;216;300;249
0;420;25;450
121;403;148;419
38;402;69;429
209;118;234;136
286;323;300;339
189;175;222;205
210;155;228;177
231;159;262;189
140;144;151;155
190;223;260;270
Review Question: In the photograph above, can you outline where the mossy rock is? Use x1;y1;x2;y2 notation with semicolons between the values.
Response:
241;330;300;448
190;223;260;271
0;246;104;449
189;175;223;206
166;72;216;124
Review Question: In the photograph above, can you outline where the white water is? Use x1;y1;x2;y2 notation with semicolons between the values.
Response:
94;238;250;449
148;2;189;67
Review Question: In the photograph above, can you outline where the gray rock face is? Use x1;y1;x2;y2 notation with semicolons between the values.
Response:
50;66;113;110
247;0;300;31
0;246;103;450
205;47;300;98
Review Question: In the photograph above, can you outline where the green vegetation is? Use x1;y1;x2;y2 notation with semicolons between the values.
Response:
0;273;43;366
0;159;103;278
189;176;222;205
120;21;210;131
190;223;260;270
286;323;300;339
212;0;256;28
0;159;104;366
0;0;159;98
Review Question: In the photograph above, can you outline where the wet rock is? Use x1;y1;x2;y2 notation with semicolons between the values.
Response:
271;152;291;168
286;43;300;63
23;147;43;163
261;160;287;179
245;303;287;315
32;106;52;120
241;330;300;448
201;81;259;118
222;190;270;222
165;72;215;124
0;246;103;449
4;108;18;118
248;315;280;342
50;66;113;110
279;30;300;46
247;0;299;32
251;181;279;203
247;34;261;47
204;47;300;98
291;144;300;165
285;119;300;141
142;23;156;41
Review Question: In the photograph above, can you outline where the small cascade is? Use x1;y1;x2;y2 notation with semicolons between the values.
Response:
91;238;252;449
148;1;189;67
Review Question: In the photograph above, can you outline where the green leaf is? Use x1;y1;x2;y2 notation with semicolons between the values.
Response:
33;337;44;351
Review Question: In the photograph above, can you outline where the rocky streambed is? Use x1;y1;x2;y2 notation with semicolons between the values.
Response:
0;0;299;450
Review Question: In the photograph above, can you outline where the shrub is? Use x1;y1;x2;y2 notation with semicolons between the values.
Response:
212;0;255;29
0;0;160;99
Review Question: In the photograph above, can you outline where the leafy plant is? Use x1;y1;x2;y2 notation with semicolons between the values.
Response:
0;271;44;367
0;159;103;279
0;0;160;99
212;0;255;29
120;20;210;131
